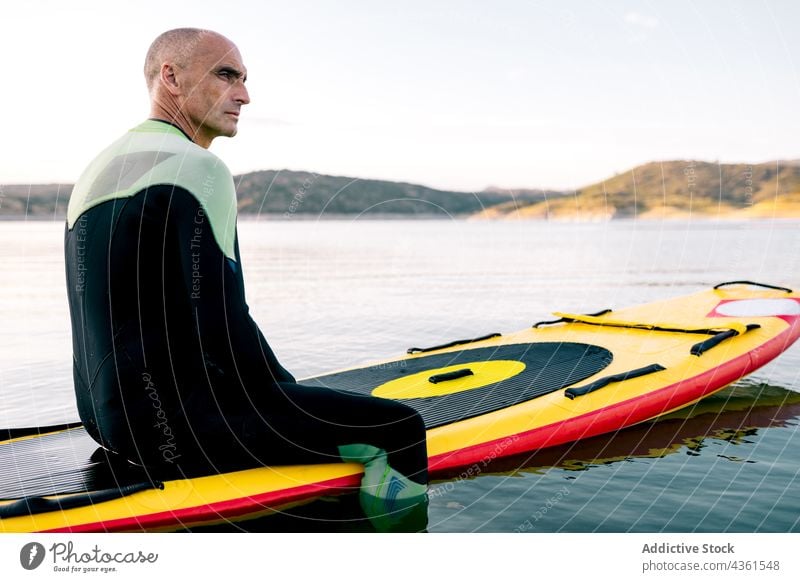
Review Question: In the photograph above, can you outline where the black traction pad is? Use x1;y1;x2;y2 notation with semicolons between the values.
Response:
0;342;612;503
306;342;613;429
0;429;152;500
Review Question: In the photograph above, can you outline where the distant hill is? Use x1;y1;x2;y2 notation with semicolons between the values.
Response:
0;171;544;219
473;161;800;220
233;170;544;217
0;184;73;218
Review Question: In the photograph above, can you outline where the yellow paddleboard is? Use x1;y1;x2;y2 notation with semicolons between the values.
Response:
1;281;798;532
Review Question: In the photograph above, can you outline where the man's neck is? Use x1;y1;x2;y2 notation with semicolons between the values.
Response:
149;101;211;148
148;118;194;141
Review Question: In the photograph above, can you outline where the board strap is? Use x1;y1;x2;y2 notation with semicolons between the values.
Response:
690;324;761;356
713;281;793;293
532;309;611;328
549;312;751;336
564;364;666;400
407;332;501;354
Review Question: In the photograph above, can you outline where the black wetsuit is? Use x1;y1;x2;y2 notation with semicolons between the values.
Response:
64;119;427;485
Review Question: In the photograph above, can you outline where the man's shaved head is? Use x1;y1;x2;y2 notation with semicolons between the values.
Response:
144;28;222;92
145;28;249;148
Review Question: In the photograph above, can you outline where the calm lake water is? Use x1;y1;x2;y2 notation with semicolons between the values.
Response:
1;217;799;532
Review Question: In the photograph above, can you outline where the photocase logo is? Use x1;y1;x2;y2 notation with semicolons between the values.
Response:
20;542;46;570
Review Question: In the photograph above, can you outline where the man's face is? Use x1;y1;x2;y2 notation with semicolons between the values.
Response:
178;35;250;147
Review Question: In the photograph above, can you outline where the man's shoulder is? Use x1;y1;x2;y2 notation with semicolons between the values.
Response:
68;120;235;228
81;119;233;184
68;120;239;259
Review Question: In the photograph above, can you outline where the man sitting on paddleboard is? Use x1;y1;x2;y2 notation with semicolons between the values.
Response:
64;28;428;530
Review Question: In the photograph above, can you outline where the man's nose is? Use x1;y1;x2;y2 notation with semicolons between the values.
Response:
235;82;250;105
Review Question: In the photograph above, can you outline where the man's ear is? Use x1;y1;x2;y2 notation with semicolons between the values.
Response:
160;63;182;96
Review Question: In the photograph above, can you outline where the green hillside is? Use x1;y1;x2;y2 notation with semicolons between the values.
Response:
234;170;541;217
477;161;800;220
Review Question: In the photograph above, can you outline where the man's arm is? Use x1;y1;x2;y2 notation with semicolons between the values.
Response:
164;185;297;391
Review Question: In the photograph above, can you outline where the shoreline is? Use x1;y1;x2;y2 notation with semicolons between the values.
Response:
3;213;800;223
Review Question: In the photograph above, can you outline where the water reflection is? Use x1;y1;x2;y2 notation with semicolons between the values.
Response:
450;380;800;478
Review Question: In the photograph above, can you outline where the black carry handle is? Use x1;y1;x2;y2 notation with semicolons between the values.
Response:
565;364;666;400
429;369;474;384
690;324;761;356
713;281;793;293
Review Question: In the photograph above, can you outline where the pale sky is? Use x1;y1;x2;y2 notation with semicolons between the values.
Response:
1;0;798;191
